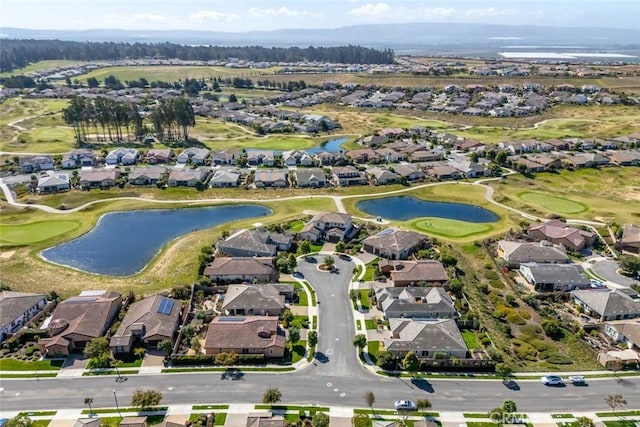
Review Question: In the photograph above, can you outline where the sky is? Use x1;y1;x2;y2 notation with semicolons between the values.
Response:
1;0;639;32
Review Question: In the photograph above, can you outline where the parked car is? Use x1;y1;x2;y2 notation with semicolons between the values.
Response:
568;375;586;385
394;400;417;411
540;375;564;386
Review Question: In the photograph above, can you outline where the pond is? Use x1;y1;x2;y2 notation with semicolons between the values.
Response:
245;137;347;155
41;204;271;276
357;196;499;222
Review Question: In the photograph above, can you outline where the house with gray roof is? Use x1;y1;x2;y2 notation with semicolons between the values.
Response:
110;295;182;354
177;147;210;165
217;229;292;257
37;172;71;194
384;319;468;359
605;320;640;352
168;167;210;187
203;257;279;284
367;167;400;185
572;288;640;322
0;291;47;343
497;240;569;268
128;166;167;186
519;263;590;292
144;148;175;165
393;164;425;182
293;168;327;188
254;170;288;188
298;212;354;243
62;149;94;168
616;223;640;254
210;169;241;188
20;155;55;173
211;149;241;166
363;228;428;260
331;166;368;186
376;287;457;319
80;169;120;189
222;284;294;316
106;148;138;166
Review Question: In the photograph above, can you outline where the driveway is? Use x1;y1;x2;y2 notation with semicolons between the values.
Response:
296;254;369;379
590;258;638;287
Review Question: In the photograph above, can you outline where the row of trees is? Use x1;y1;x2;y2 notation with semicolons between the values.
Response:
62;96;196;144
1;40;395;72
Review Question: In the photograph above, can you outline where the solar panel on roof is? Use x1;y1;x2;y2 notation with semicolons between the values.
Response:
218;317;245;322
157;298;174;315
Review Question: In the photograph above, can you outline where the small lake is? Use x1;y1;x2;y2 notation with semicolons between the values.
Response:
357;196;499;222
246;137;347;155
41;205;271;276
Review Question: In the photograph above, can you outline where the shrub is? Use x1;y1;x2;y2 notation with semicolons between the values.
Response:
512;340;537;361
546;354;573;365
24;345;39;357
519;324;543;337
489;280;505;289
506;313;527;325
484;270;500;280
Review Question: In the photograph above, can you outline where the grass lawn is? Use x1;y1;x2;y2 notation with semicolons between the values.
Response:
312;315;317;329
359;289;371;310
461;330;481;350
551;414;574;419
18;411;57;417
192;405;229;410
76;66;281;83
367;340;379;365
0;220;81;246
294;282;308;306
291;340;307;364
413;217;494;238
287;220;305;232
32;421;51;427
302;281;317;306
518;192;588;214
0;358;64;371
362;259;379;281
603;422;640;427
365;319;376;330
596;411;640;417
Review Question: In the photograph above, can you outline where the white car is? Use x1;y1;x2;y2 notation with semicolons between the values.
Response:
394;400;417;411
541;375;564;386
568;375;586;385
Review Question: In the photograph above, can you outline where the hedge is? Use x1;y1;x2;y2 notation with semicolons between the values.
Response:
170;354;265;366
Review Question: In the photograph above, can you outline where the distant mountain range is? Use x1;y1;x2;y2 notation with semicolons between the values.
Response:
2;23;639;54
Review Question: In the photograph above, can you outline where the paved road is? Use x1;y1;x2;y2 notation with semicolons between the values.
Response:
296;255;363;378
1;371;639;413
592;258;638;287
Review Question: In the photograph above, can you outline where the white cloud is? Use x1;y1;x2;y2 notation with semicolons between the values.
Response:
463;7;519;19
248;7;322;18
100;13;170;27
349;2;392;17
416;7;457;20
189;10;241;22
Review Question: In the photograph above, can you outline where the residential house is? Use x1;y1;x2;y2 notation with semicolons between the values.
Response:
607;150;640;166
106;148;138;166
203;257;279;283
0;291;47;343
376;287;457;319
604;320;640;351
246;414;286;427
616;223;640;254
167;167;209;187
384;318;468;359
544;139;570;151
222;284;294;316
313;151;337;166
37;172;71;194
128;166;167;186
217;229;292;257
379;259;448;287
393;164;425;182
203;316;286;358
347;149;379;164
528;220;595;252
448;159;489;178
368;167;400;185
119;418;147;427
176;147;210;165
254;170;288;188
246;150;275;167
210;169;241;188
282;150;313;167
293;168;327;188
20;155;55;173
211;149;241;166
572;288;640;321
376;147;402;163
528;154;563;171
362;228;428;260
298;212;354;243
331;166;368;186
497;240;569;268
110;295;182;354
519;263;590;292
62;149;94;168
426;164;463;181
80;169;120;189
514;157;545;173
39;290;122;357
144;148;174;165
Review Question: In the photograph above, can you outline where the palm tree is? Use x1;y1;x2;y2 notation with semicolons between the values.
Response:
84;397;94;414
